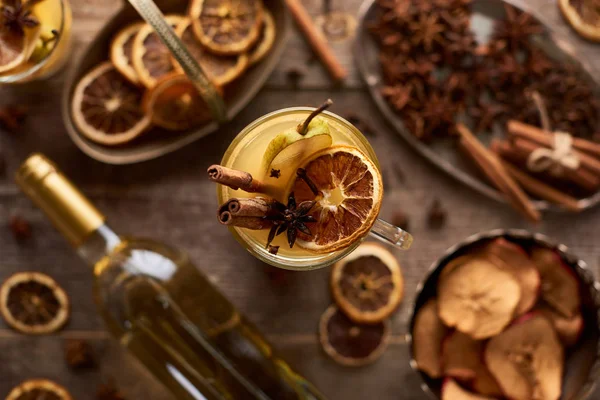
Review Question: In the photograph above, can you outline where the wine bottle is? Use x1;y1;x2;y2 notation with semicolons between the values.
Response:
16;154;326;400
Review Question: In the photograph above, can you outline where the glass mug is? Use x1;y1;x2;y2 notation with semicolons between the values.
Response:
0;0;72;84
217;108;413;270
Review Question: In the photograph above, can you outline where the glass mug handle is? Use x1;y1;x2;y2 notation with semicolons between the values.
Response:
125;0;227;122
369;218;413;250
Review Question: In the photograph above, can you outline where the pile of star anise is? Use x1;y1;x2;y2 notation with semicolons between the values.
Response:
370;0;600;142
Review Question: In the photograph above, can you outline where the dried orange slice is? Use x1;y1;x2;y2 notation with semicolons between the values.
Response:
174;18;247;86
319;305;390;367
290;145;383;253
331;242;403;324
0;272;69;334
143;73;213;131
110;22;145;85
248;9;275;65
6;379;72;400
72;62;151;146
559;0;600;42
131;15;184;88
190;0;264;55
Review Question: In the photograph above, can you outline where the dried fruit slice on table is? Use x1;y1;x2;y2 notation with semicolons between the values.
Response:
412;299;447;379
174;18;248;87
143;73;213;131
248;9;275;65
131;15;184;88
479;238;540;316
558;0;600;42
72;62;151;146
531;247;581;318
442;379;495;400
442;331;503;397
110;22;145;85
437;257;521;339
319;305;390;367
6;379;72;400
485;314;564;400
0;272;69;334
330;242;403;324
189;0;264;55
289;145;383;253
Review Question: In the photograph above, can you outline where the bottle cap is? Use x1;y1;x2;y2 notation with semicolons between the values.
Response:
15;153;105;247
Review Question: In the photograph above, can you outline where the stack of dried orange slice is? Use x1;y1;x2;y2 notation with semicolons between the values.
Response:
71;0;276;147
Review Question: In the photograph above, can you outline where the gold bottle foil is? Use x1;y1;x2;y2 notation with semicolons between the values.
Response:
15;154;105;247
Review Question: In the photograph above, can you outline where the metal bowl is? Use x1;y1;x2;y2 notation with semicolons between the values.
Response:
407;229;600;400
61;0;289;165
355;0;600;212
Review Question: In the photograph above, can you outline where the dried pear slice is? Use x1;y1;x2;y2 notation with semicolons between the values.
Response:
438;257;521;339
485;314;564;400
190;0;264;55
412;299;447;379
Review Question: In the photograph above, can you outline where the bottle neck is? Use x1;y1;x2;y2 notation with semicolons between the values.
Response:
76;223;121;266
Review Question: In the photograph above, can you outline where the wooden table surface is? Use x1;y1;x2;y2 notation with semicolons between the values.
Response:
1;0;599;398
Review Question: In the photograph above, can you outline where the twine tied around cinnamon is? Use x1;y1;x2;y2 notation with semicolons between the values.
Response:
526;91;581;176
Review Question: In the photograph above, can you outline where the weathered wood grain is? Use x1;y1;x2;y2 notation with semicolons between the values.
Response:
0;0;599;398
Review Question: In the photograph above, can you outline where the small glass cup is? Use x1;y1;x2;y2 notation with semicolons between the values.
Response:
0;0;72;84
217;107;413;270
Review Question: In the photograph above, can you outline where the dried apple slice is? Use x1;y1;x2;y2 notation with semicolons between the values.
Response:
442;331;503;398
480;238;540;315
442;379;496;400
438;258;521;339
412;299;447;378
485;314;563;400
531;247;581;318
319;305;390;367
538;304;584;347
439;255;474;283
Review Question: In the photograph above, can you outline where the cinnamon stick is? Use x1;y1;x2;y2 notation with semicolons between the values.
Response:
500;160;581;212
207;165;274;195
491;139;600;193
508;120;600;167
285;0;348;82
217;198;275;230
457;124;541;222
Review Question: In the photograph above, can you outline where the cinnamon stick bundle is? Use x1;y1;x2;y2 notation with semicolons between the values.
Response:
491;139;600;193
457;124;541;222
217;198;275;230
508;120;600;160
500;160;581;212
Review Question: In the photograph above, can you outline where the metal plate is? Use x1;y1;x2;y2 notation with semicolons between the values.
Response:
61;0;289;165
355;0;600;212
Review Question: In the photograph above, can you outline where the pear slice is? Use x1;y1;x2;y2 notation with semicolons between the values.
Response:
261;117;331;177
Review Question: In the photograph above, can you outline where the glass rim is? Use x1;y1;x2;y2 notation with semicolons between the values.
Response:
218;107;378;270
0;0;68;83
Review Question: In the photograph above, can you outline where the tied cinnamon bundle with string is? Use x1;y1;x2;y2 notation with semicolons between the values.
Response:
218;198;275;230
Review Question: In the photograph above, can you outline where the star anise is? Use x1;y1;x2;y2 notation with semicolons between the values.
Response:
409;13;445;52
264;192;316;249
468;100;508;133
418;91;459;139
1;0;42;35
382;84;414;112
525;48;555;76
493;4;543;52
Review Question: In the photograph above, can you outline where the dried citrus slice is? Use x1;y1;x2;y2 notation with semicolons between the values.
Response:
0;28;28;74
319;305;390;367
110;22;145;85
248;9;275;65
331;242;403;324
143;73;213;131
131;15;184;88
559;0;600;42
290;145;383;253
174;18;247;86
0;272;69;334
72;62;151;146
6;379;73;400
190;0;264;55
